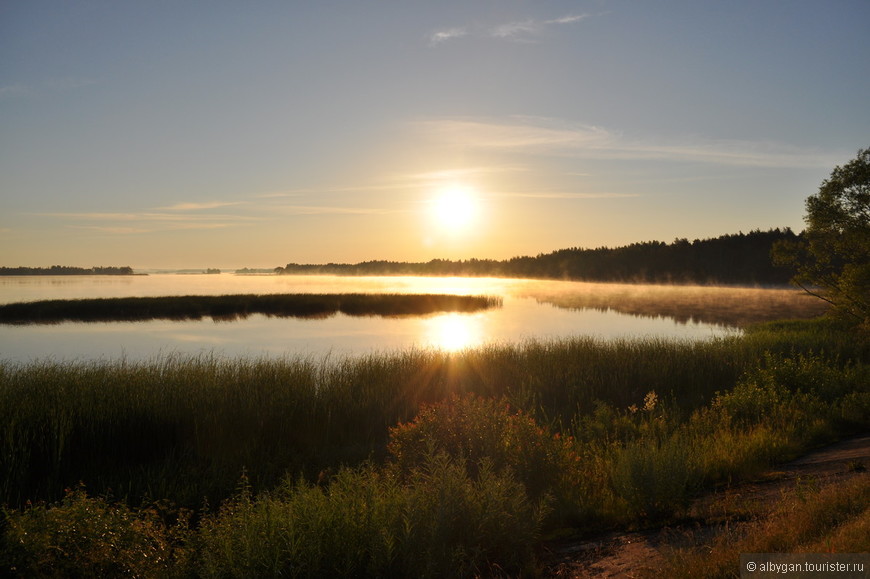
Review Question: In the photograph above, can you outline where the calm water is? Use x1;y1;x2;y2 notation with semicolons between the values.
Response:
0;274;825;362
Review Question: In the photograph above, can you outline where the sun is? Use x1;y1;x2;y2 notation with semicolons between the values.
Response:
424;313;482;352
432;185;478;232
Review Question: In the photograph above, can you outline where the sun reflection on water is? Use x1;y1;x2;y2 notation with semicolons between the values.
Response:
423;313;483;352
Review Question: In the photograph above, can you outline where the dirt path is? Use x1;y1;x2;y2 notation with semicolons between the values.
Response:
543;433;870;578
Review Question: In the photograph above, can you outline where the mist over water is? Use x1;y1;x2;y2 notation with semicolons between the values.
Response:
0;274;824;362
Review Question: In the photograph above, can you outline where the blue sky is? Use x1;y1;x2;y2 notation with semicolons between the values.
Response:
2;1;868;269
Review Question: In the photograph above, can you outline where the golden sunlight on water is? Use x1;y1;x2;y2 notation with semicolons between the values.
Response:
0;275;829;361
422;313;484;352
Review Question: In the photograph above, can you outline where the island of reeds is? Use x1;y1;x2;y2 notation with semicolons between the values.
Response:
0;293;502;324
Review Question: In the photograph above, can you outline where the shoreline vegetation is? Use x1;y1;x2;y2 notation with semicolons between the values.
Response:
0;293;502;325
0;266;136;276
2;228;797;285
529;283;829;327
1;317;868;576
277;228;799;286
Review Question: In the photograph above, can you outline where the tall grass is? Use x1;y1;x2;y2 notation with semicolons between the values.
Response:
1;317;864;509
0;338;750;508
1;317;867;575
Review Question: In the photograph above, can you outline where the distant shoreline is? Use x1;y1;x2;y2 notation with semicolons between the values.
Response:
0;266;137;276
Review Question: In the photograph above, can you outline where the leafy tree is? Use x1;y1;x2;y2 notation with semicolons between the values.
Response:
774;148;870;323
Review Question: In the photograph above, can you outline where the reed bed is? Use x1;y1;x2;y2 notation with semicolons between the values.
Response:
1;318;867;576
0;336;751;508
0;293;502;324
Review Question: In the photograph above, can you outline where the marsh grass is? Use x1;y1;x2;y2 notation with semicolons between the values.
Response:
0;293;502;324
0;335;766;509
1;317;868;575
528;283;829;327
1;319;865;509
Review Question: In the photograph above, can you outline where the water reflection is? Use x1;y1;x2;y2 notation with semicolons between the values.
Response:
423;313;484;352
517;283;828;328
0;275;827;362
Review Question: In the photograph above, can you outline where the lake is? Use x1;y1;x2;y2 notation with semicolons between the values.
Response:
0;274;827;362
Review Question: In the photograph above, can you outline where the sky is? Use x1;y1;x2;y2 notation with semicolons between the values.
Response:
1;1;868;270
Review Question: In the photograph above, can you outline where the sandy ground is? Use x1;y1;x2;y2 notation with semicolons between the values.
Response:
542;433;870;578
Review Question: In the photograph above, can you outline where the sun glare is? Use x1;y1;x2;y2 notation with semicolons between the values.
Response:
424;313;482;352
432;185;478;232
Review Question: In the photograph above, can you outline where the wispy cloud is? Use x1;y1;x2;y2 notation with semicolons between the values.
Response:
37;210;258;234
429;13;588;46
68;225;154;234
413;117;613;150
546;15;588;25
490;20;540;40
495;191;639;200
403;166;528;183
157;201;245;211
429;27;467;46
41;212;253;222
269;205;401;216
414;116;844;168
256;183;410;199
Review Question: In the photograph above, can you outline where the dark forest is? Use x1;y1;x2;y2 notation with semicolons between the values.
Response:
279;228;799;285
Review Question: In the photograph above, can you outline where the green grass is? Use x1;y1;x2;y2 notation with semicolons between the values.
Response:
0;293;502;324
1;316;868;576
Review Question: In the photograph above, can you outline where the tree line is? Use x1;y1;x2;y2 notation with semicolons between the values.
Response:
0;266;135;276
278;228;800;285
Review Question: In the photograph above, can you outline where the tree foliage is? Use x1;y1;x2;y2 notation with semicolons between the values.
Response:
774;148;870;323
281;229;798;286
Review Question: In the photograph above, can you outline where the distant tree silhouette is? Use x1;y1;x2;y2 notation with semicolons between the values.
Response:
0;266;134;276
279;229;798;285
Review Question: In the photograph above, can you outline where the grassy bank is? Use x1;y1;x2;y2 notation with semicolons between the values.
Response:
658;476;870;578
0;293;502;324
1;318;868;576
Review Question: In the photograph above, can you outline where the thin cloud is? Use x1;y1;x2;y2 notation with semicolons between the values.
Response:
158;201;245;211
270;204;407;216
414;116;844;168
403;166;528;183
429;27;467;46
37;210;259;235
495;191;640;199
546;14;588;25
429;13;588;45
68;225;153;234
257;183;412;199
67;222;235;234
414;117;614;150
40;211;256;222
490;20;540;40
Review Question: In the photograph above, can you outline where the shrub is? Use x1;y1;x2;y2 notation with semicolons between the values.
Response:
1;487;189;578
609;434;700;520
387;395;583;513
194;456;543;578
